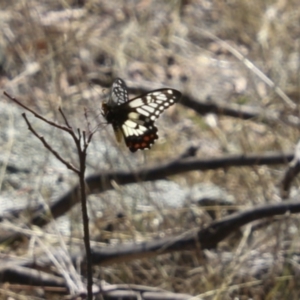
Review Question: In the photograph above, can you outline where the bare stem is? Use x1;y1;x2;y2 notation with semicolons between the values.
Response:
4;91;95;299
4;92;72;133
22;113;79;174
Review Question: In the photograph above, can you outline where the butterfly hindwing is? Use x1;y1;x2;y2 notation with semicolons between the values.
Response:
102;78;181;152
121;118;158;152
120;89;181;152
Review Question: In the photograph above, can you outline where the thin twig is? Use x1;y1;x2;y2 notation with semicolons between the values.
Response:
59;107;72;128
22;113;79;174
83;131;86;147
86;132;94;145
30;150;293;226
5;86;97;299
3;92;73;133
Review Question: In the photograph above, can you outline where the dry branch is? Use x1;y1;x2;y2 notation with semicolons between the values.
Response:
281;141;300;199
3;91;95;298
0;265;65;287
281;161;300;199
4;199;300;290
31;151;293;226
90;77;283;123
88;199;300;266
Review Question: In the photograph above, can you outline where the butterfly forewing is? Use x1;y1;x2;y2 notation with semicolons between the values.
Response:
110;78;129;106
102;78;181;152
128;89;181;121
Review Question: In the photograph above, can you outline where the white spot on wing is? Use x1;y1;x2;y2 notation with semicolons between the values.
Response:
122;125;129;137
135;125;147;134
128;112;140;120
136;128;145;135
149;103;158;108
137;108;150;116
128;99;144;108
143;106;155;113
125;125;134;136
156;95;167;101
125;120;138;128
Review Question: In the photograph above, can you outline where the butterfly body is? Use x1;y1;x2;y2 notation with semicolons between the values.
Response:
102;78;181;152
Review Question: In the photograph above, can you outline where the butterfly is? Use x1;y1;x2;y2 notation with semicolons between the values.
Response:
101;78;182;152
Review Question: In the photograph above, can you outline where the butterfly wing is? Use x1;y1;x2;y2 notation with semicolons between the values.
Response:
121;114;159;152
120;89;182;152
103;78;182;152
109;78;129;106
102;78;129;142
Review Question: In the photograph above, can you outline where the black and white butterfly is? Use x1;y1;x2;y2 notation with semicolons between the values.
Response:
102;78;182;152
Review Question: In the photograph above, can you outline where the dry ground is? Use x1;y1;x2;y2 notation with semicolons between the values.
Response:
0;0;300;299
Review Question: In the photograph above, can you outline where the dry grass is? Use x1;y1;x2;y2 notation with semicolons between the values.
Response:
1;0;300;299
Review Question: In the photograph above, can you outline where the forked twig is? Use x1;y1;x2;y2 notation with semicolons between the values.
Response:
59;107;72;128
4;92;73;132
22;113;78;173
3;91;95;299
